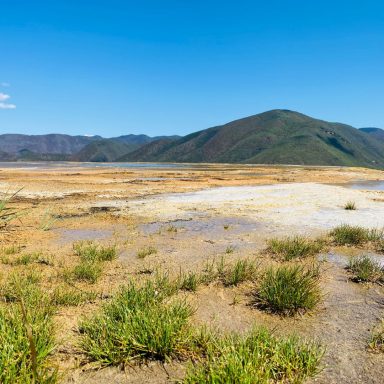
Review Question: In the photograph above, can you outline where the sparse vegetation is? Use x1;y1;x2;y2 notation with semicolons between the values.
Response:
347;255;384;283
225;245;234;254
255;264;322;316
344;201;356;210
79;278;193;365
137;245;158;259
267;235;325;261
184;327;323;383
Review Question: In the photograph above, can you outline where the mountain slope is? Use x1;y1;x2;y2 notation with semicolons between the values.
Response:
71;140;135;162
359;127;384;142
0;134;101;155
121;110;384;167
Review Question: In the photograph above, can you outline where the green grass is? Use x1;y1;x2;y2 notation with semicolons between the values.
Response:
344;201;356;210
220;259;258;287
184;327;323;384
255;264;322;316
73;241;117;262
79;278;193;366
178;271;200;292
51;286;97;306
267;235;325;261
0;273;57;383
329;224;369;246
0;188;23;228
369;319;384;352
68;262;102;284
2;244;21;255
347;255;384;283
137;246;157;259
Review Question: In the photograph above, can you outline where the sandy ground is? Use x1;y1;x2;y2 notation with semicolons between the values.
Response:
0;163;383;383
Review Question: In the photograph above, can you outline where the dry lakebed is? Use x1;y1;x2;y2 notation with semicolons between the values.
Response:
0;163;383;383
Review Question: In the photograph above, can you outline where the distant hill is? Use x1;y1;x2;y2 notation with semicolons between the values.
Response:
0;133;180;162
2;111;384;167
359;127;384;142
121;110;384;168
71;139;136;162
0;134;102;155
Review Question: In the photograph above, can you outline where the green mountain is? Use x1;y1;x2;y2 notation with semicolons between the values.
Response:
120;110;384;167
70;139;136;162
359;127;384;142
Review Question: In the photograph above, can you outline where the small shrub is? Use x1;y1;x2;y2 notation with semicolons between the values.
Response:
255;264;321;316
344;201;356;210
79;278;193;365
347;255;384;283
329;224;370;246
137;246;157;259
166;225;178;233
184;327;323;383
267;236;325;261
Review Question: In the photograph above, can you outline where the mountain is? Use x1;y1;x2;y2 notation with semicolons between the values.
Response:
359;127;384;142
0;134;102;155
120;110;384;168
71;139;136;162
0;133;180;162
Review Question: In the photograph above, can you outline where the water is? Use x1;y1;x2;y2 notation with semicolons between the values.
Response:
347;180;384;191
0;161;188;169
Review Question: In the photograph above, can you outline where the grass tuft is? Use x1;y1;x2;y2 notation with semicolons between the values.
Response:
267;235;325;261
51;286;97;306
329;224;368;246
137;246;157;259
255;264;321;316
0;273;57;383
73;241;117;262
347;255;384;283
220;259;258;287
344;201;357;210
184;327;323;383
79;277;193;366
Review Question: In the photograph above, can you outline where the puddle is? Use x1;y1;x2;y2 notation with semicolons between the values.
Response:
345;180;384;191
55;228;114;245
140;217;262;238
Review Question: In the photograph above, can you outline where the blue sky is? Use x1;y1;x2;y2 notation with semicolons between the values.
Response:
1;1;384;137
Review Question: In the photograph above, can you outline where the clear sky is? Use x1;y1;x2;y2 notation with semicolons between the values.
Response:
1;0;384;137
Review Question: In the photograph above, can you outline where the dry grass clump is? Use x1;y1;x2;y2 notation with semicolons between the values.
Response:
254;264;322;316
267;236;325;261
347;255;384;283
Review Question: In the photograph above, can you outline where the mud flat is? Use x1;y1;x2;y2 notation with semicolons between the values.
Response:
0;164;383;383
